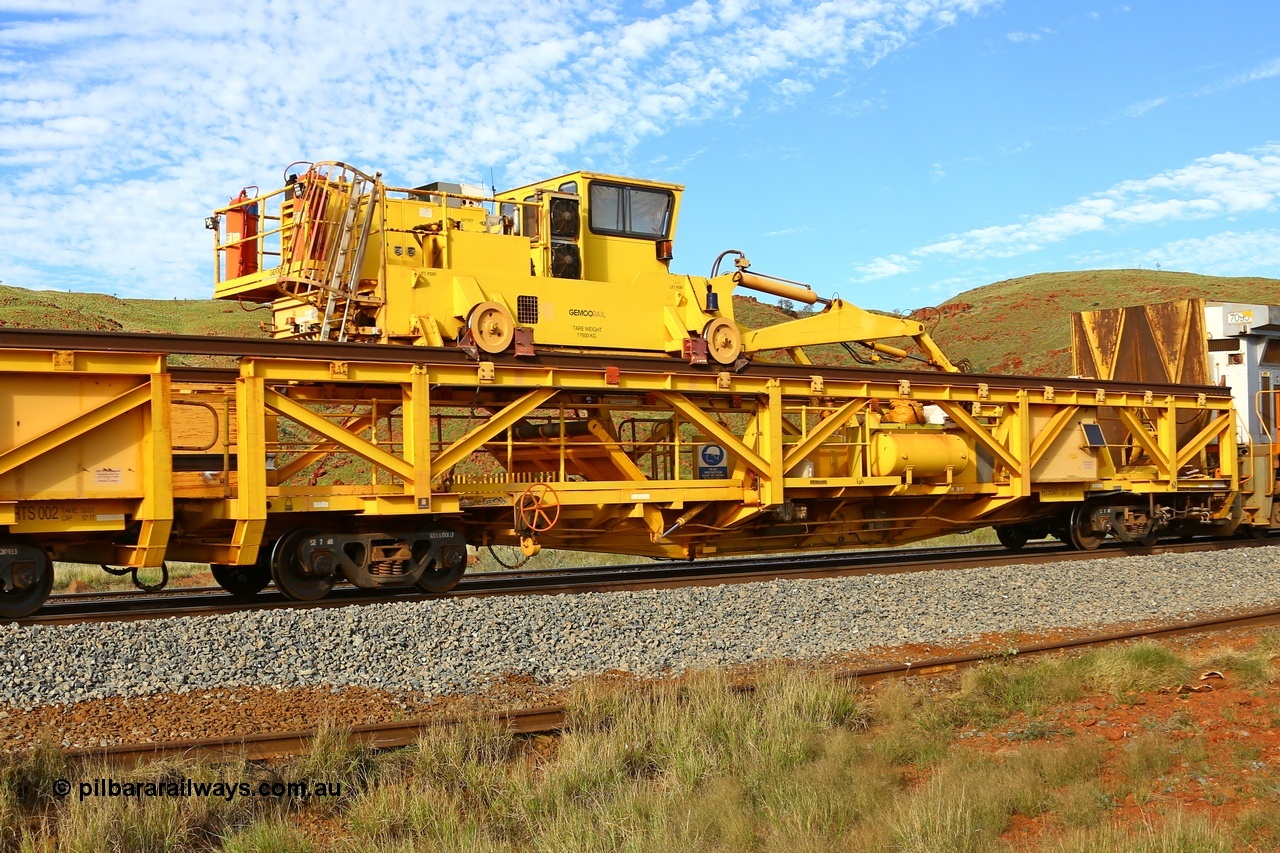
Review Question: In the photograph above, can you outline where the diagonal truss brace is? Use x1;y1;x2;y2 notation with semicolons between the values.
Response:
783;399;868;471
652;390;771;478
432;388;558;475
936;401;1021;474
264;388;415;482
0;382;151;477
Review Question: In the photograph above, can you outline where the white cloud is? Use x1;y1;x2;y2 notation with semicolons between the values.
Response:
1124;96;1167;117
1223;57;1280;89
0;0;995;297
903;143;1280;261
853;254;919;281
1008;26;1053;43
762;225;812;238
773;78;814;100
1074;229;1280;277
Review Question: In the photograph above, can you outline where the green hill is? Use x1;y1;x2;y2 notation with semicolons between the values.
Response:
0;285;262;337
924;269;1280;375
3;269;1279;377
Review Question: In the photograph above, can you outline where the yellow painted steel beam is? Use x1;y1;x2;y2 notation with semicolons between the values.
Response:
935;401;1021;474
238;358;1234;409
0;382;151;477
758;380;785;507
1159;400;1180;488
404;369;433;506
1175;412;1233;470
1014;394;1032;497
782;399;868;470
1028;405;1081;469
264;388;415;482
946;495;1024;522
129;373;174;568
0;350;164;374
1115;408;1172;474
651;390;771;478
231;376;268;565
431;387;558;474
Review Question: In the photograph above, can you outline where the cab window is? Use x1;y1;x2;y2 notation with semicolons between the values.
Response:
588;182;672;239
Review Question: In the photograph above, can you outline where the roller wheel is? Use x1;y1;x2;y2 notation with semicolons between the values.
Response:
271;528;335;601
211;551;272;601
0;543;53;620
1067;503;1105;551
994;525;1030;551
467;301;515;355
1242;524;1271;540
703;318;742;366
414;547;467;594
413;525;468;594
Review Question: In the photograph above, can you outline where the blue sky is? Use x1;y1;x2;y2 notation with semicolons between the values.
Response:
0;1;1277;311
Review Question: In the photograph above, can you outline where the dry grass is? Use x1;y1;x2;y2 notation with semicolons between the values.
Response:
50;562;211;593
5;638;1280;849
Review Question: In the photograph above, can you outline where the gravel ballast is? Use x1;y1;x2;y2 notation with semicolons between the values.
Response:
2;550;1278;709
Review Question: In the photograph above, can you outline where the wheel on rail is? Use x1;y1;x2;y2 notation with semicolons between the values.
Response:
1138;528;1160;547
994;525;1031;551
1067;503;1105;551
413;525;468;594
703;317;742;366
211;548;272;601
467;301;515;355
0;540;53;619
271;528;336;601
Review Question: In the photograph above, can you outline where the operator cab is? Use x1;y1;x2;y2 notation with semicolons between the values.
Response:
495;172;681;282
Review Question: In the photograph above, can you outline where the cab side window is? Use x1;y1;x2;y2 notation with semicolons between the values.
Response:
588;182;672;239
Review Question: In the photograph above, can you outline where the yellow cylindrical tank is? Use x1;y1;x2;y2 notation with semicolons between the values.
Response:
869;430;971;478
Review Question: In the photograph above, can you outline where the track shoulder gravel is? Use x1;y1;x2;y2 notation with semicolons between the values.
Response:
1;549;1276;713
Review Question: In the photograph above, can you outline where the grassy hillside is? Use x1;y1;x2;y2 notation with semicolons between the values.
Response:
0;284;262;337
4;269;1280;378
924;269;1280;375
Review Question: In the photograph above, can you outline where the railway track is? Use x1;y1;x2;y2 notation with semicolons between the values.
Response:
24;535;1276;627
61;602;1280;764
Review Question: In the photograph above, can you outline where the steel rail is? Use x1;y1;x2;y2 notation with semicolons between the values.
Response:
60;603;1280;765
24;536;1275;626
0;327;1230;397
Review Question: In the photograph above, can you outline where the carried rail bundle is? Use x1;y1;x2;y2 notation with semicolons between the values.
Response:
0;161;1269;618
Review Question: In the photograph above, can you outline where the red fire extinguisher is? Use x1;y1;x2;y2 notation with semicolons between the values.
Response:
224;187;260;278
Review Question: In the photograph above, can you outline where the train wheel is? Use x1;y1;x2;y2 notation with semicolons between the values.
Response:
271;529;335;601
1241;524;1271;540
211;551;272;600
703;318;742;365
467;301;515;355
414;525;468;594
995;525;1030;551
1067;503;1105;551
0;542;53;619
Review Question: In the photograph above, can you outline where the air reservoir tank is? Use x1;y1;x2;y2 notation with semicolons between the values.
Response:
868;429;971;478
